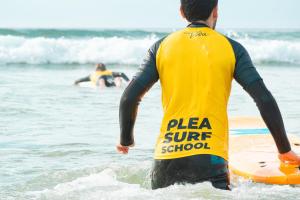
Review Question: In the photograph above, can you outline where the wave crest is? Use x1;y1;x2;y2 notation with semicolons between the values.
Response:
0;34;300;65
0;35;157;65
241;38;300;65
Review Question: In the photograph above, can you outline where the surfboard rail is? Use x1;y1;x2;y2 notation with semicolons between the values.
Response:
229;117;300;185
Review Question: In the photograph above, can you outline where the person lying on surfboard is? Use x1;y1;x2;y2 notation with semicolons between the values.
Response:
116;0;300;190
74;63;130;87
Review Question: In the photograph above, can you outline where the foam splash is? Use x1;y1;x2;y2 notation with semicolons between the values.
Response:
26;168;215;200
27;169;147;200
26;167;300;200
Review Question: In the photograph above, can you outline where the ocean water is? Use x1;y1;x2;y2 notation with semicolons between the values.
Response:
1;28;300;200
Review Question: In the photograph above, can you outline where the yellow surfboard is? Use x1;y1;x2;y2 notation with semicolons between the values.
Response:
229;117;300;185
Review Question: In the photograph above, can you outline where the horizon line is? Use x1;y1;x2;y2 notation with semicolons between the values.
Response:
0;26;300;31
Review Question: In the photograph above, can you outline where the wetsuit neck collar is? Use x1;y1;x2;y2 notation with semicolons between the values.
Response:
187;22;209;28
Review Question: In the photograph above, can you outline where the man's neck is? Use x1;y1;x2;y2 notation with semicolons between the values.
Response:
192;20;213;29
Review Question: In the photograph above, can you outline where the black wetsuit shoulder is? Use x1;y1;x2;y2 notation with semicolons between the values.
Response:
226;37;291;153
133;37;165;89
226;37;262;89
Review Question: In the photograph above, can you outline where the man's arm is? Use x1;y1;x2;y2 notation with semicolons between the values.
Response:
113;72;130;82
117;39;163;154
229;38;296;158
246;80;291;153
74;76;90;85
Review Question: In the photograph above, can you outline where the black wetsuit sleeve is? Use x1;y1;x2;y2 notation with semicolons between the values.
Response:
113;72;130;82
228;38;291;153
75;76;90;84
119;39;163;146
246;80;291;153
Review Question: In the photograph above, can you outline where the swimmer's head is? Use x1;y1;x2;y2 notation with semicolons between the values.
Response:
95;63;107;71
180;0;218;29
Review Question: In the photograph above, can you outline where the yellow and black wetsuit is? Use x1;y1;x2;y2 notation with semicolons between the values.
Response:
76;71;129;87
119;23;291;190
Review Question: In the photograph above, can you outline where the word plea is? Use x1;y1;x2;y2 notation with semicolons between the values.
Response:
161;117;213;154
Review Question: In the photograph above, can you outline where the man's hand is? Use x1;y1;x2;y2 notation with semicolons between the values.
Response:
278;150;300;165
116;143;134;154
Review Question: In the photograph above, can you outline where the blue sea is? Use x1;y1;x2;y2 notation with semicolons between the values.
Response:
1;28;300;200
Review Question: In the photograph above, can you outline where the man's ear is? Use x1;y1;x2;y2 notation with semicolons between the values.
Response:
212;5;218;19
180;6;186;19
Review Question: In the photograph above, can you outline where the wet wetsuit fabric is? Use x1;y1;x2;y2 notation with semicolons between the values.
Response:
119;23;291;189
76;71;129;87
151;155;230;190
90;70;115;87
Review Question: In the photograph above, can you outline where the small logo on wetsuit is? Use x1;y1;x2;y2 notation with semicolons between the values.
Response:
184;31;208;39
161;117;212;154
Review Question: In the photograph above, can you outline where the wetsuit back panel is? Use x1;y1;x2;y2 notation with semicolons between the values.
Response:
90;70;114;86
155;27;236;160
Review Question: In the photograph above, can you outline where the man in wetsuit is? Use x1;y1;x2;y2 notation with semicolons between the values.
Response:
74;63;130;87
116;0;300;190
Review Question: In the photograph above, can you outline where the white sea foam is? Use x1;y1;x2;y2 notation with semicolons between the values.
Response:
26;168;300;200
240;38;300;65
0;34;300;65
0;35;156;65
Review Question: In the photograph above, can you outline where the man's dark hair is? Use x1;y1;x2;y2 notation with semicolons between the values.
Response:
181;0;218;22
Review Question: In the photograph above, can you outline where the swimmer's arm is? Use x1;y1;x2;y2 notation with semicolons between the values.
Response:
74;76;90;85
118;40;161;152
113;72;130;82
230;38;293;156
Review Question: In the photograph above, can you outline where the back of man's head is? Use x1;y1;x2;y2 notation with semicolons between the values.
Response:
181;0;218;22
95;63;106;71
